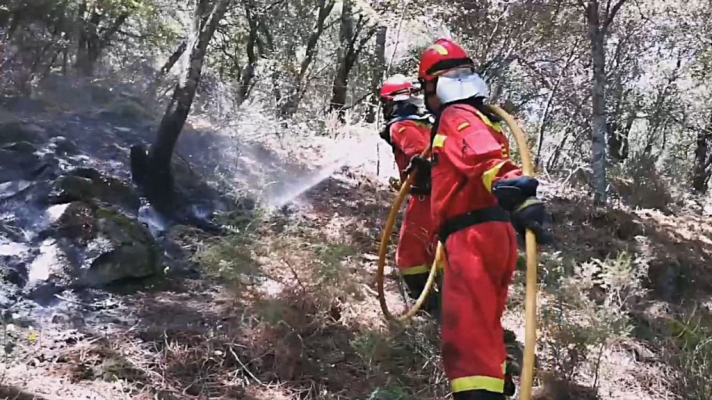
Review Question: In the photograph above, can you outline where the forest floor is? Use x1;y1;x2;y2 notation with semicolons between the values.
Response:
2;83;712;400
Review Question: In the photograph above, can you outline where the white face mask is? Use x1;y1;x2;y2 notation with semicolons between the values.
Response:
436;68;489;104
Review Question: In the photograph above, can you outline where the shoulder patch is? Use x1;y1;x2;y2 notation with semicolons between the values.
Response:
433;134;447;149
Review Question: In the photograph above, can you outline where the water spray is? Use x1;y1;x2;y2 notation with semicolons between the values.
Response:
264;139;377;209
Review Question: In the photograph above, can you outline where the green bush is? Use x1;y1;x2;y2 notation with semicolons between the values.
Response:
660;306;712;400
540;252;646;384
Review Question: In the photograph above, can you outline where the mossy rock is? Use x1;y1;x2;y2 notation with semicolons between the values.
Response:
48;202;161;288
51;168;140;214
55;202;98;243
53;175;96;203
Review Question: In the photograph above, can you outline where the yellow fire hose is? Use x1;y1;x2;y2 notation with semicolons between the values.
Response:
375;105;538;400
376;147;440;322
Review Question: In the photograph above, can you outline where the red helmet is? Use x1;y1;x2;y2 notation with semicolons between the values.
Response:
380;74;416;102
418;39;473;82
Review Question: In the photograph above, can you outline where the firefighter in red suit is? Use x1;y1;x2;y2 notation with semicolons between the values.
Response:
378;74;440;316
413;40;551;400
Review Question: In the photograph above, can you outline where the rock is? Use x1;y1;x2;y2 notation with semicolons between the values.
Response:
0;148;42;183
0;122;47;145
50;136;78;156
85;207;161;286
55;202;98;243
52;176;96;204
1;180;53;209
50;168;141;214
27;280;63;305
97;99;153;124
40;202;161;288
1;141;37;153
0;180;33;201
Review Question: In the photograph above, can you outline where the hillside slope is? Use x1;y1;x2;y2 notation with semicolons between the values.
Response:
1;85;712;400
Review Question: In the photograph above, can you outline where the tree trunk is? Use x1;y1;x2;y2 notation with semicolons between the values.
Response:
587;1;608;204
280;0;335;117
76;8;100;76
692;114;712;193
608;112;633;162
535;85;558;168
366;26;387;123
137;0;231;213
692;133;711;194
76;10;128;76
329;0;354;119
330;67;349;118
236;1;259;107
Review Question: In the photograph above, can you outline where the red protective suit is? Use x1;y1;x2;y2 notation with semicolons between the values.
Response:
430;103;522;395
388;119;438;277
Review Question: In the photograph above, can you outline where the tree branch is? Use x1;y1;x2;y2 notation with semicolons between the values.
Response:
577;0;587;10
160;40;188;75
668;115;712;137
604;0;628;29
260;0;288;13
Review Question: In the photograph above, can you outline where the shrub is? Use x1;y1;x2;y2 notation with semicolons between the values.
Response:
540;253;647;386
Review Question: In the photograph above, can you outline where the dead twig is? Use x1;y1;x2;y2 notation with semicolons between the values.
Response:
228;345;264;386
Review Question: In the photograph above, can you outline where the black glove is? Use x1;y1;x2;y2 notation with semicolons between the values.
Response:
493;176;539;211
493;177;552;244
405;155;432;194
511;199;553;244
405;155;431;178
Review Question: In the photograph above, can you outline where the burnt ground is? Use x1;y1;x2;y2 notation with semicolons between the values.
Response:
0;168;448;400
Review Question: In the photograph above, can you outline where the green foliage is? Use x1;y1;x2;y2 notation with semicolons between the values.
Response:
351;324;443;398
540;252;646;383
656;306;712;400
194;235;261;282
194;210;265;283
610;153;674;211
351;330;390;366
315;242;356;284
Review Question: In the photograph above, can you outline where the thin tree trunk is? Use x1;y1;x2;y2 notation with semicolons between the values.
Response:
329;0;354;119
546;119;576;171
139;0;231;212
76;9;102;76
535;86;559;167
609;111;634;161
76;8;128;76
281;0;335;117
366;26;387;123
535;41;577;167
236;1;259;107
692;114;712;193
587;1;608;204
